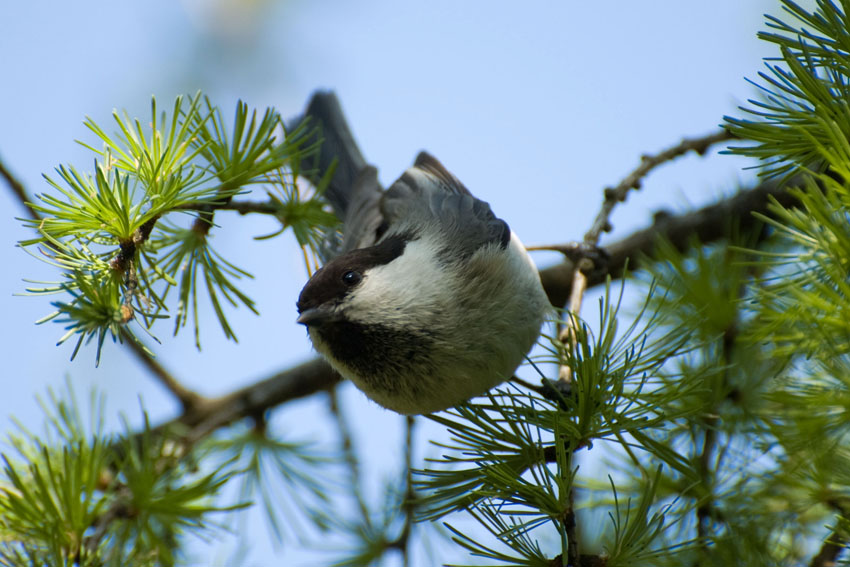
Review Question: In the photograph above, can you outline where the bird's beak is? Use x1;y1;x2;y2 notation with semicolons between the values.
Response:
296;306;338;326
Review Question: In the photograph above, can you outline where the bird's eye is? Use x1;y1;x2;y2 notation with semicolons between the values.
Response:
342;270;362;286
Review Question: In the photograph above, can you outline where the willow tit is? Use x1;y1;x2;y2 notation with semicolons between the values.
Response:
296;151;550;415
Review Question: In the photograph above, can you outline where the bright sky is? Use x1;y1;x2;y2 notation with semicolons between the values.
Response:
0;0;781;564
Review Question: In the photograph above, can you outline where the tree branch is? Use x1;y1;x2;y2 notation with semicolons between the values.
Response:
810;529;846;567
162;357;340;444
811;500;850;567
553;129;735;384
0;155;40;221
537;176;797;308
584;130;734;245
121;332;205;411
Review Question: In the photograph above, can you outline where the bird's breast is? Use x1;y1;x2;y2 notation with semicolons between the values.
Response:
310;320;436;396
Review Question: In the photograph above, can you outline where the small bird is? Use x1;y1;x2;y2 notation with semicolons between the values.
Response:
296;147;550;415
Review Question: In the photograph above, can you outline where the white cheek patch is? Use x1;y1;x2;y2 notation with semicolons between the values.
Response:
342;236;447;325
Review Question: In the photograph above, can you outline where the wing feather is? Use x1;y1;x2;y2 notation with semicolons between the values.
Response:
381;152;510;259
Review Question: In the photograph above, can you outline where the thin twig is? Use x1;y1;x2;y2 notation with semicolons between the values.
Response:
327;386;371;523
557;259;591;383
83;487;133;554
173;198;287;215
565;492;579;567
556;129;735;385
695;417;717;544
584;129;734;245
811;499;850;567
0;155;41;221
537;175;797;308
391;416;417;566
207;199;279;215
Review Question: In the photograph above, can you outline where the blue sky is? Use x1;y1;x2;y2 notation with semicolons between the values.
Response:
1;0;782;564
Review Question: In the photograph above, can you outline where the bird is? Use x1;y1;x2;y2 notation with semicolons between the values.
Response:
294;96;550;415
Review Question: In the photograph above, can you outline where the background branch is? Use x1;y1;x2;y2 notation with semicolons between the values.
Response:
810;529;846;567
121;332;204;410
0;156;39;221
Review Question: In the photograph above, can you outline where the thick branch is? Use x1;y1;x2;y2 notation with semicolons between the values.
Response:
161;357;340;442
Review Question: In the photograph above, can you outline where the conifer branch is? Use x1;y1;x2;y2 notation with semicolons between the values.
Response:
179;199;279;215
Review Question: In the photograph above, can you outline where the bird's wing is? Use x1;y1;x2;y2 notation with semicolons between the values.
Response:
381;151;510;260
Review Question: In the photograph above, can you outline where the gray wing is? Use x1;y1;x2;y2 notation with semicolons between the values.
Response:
381;152;510;259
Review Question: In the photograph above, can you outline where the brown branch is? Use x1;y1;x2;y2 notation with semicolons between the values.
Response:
327;385;371;523
584;129;734;245
0;155;40;221
210;199;278;215
163;357;340;444
172;199;284;216
565;497;579;567
554;129;735;386
549;553;608;567
537;176;798;308
121;333;204;411
810;529;847;567
389;416;417;566
811;499;850;567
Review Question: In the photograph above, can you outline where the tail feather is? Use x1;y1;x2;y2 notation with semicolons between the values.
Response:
287;91;371;220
